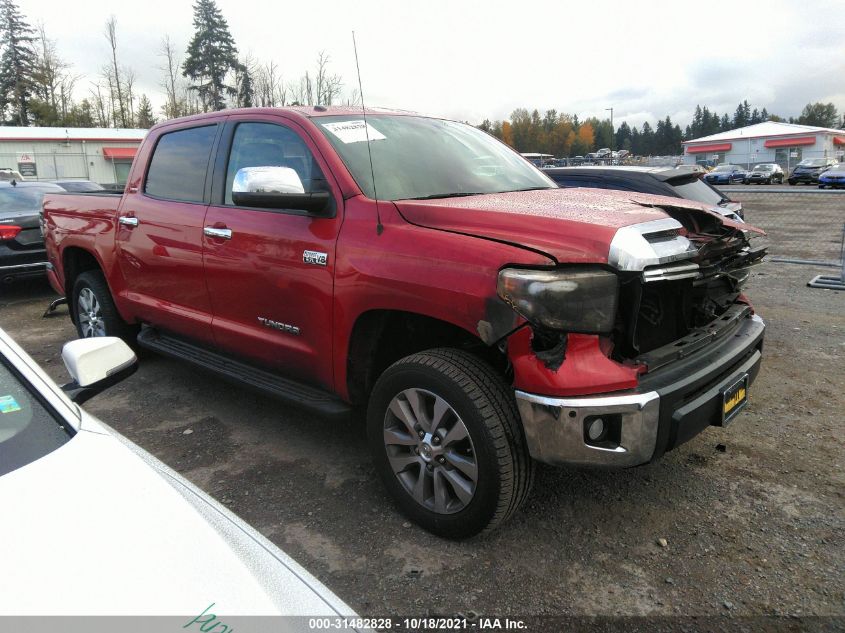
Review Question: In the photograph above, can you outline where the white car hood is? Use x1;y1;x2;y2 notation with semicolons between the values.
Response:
0;424;353;618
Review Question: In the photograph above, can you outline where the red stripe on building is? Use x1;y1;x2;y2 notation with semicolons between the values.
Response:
764;136;816;148
685;143;732;154
833;136;845;146
102;147;138;159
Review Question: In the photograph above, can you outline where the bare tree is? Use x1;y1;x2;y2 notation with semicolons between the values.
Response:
89;82;110;127
31;22;81;125
314;51;342;106
254;60;286;107
124;67;136;123
158;35;183;119
104;16;127;127
343;88;361;108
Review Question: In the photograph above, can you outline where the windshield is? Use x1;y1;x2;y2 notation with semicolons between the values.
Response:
672;178;726;206
798;159;827;167
317;115;555;200
0;356;72;477
753;164;773;171
713;165;737;172
0;187;57;218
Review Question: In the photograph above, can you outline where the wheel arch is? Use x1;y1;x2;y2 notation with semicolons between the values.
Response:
62;247;105;323
345;309;506;406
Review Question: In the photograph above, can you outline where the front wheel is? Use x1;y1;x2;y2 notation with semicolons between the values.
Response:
72;270;138;342
367;349;534;539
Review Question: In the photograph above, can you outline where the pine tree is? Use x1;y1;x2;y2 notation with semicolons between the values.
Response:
135;94;156;128
0;0;37;125
237;63;253;108
182;0;239;111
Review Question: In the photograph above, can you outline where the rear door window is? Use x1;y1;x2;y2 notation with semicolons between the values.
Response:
145;125;217;203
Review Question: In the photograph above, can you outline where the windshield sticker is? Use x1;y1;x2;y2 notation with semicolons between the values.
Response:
322;120;386;144
0;395;21;413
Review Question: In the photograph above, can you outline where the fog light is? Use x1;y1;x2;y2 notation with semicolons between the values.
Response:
587;417;606;441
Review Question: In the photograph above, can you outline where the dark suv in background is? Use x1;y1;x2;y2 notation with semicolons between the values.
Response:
0;181;65;284
745;163;784;185
544;166;744;221
788;158;839;185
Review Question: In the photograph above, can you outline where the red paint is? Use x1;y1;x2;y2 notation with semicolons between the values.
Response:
833;136;845;146
102;147;138;159
42;107;741;405
764;136;815;148
508;328;640;396
685;143;732;154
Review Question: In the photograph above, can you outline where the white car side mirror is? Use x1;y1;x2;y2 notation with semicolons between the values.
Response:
61;337;137;404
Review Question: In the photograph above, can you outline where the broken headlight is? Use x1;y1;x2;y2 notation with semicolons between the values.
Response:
497;267;619;333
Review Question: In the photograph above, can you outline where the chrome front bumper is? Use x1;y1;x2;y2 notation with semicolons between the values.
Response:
515;390;660;467
515;313;765;468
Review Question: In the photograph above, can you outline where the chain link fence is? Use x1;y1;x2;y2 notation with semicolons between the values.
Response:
724;189;845;289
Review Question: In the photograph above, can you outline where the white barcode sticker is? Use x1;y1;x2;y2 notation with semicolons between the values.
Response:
321;120;386;144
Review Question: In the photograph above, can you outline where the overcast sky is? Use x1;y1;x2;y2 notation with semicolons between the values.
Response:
19;0;845;129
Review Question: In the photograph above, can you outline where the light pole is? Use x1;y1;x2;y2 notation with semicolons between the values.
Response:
606;107;614;164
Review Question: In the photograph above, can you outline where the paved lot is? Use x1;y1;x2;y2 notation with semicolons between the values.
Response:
1;191;843;625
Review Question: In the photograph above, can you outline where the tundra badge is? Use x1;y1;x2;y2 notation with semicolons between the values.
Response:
303;250;328;266
258;317;301;336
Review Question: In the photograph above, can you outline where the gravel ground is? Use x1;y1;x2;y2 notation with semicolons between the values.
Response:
0;192;842;630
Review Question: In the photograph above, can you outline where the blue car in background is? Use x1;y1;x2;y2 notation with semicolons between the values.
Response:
818;164;845;189
704;164;747;185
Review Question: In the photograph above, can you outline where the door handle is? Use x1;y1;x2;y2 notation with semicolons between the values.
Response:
118;216;139;227
203;226;232;240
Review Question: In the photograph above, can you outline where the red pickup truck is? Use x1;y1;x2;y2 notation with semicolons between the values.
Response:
43;107;766;538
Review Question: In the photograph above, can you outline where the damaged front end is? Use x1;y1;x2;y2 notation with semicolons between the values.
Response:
497;204;766;396
608;204;766;370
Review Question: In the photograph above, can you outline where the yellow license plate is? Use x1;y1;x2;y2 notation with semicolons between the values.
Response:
722;374;749;424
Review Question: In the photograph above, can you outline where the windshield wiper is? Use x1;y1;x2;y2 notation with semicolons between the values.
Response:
407;192;487;200
509;186;555;192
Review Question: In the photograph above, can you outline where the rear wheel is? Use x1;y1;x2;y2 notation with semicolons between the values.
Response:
367;348;533;539
72;271;137;342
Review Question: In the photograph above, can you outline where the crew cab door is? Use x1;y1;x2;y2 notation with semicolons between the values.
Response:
202;116;342;391
115;122;221;344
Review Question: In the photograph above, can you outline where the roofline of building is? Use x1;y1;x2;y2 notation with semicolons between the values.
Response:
684;123;844;145
0;136;146;142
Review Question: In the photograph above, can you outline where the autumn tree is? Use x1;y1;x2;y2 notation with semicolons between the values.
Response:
500;121;514;147
183;0;240;111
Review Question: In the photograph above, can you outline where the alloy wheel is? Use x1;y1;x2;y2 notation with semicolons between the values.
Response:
77;288;106;337
383;388;478;514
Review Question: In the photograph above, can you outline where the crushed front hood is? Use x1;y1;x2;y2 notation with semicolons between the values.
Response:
394;187;741;263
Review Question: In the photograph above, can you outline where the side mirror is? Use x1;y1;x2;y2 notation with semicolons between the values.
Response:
231;166;331;215
61;337;137;404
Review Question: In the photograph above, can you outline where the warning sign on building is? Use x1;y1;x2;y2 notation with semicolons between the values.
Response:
17;152;36;178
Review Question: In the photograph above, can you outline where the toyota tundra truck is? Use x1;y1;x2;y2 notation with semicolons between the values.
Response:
42;107;766;538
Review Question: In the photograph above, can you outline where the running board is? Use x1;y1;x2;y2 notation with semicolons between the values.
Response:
137;328;351;419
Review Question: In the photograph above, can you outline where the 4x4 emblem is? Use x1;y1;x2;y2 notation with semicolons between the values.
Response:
303;250;328;266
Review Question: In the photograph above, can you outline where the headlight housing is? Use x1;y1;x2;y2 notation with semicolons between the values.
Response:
497;267;619;333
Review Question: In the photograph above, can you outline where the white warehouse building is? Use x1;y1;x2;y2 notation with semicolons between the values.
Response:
682;121;845;171
0;127;147;185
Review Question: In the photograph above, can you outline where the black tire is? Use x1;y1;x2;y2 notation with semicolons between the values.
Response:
72;270;138;342
367;348;534;539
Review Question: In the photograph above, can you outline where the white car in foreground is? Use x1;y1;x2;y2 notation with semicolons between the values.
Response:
0;328;363;628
